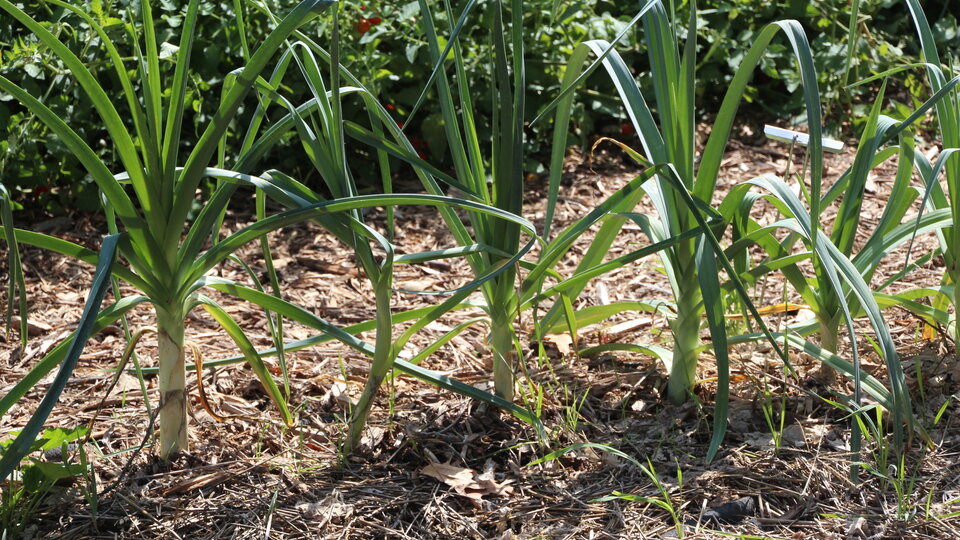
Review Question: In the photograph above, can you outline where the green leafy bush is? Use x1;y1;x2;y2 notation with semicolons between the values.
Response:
5;0;957;211
681;0;958;122
0;0;636;208
1;427;91;538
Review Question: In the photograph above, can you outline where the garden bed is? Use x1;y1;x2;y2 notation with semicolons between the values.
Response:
2;136;959;539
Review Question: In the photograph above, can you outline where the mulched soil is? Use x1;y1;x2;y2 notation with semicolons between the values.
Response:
2;131;960;539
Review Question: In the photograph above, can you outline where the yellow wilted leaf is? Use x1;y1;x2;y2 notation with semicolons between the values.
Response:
725;303;809;320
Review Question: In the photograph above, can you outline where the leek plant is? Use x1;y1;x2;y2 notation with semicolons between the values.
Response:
899;0;960;351
717;78;957;419
745;7;960;373
0;0;550;472
534;0;819;407
707;1;960;453
712;0;960;454
404;0;530;401
0;0;340;471
214;6;545;452
532;0;936;457
398;0;690;404
718;149;951;465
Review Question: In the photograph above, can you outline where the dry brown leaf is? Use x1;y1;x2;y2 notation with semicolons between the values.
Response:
322;380;354;408
216;394;262;417
297;491;353;525
110;373;141;395
420;461;513;500
421;462;474;490
543;333;573;355
10;315;52;336
361;426;385;449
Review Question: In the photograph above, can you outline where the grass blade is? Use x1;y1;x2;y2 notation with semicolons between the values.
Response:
0;185;28;348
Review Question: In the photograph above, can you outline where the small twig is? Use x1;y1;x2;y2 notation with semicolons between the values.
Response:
897;305;954;345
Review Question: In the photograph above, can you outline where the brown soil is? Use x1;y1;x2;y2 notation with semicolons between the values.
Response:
2;134;960;539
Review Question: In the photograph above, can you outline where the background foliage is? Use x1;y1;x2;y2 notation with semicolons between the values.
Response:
1;0;957;212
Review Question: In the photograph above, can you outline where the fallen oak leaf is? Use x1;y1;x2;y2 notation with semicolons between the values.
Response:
421;462;473;491
420;461;513;500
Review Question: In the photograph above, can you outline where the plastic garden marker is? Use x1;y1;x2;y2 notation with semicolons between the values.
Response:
764;125;845;154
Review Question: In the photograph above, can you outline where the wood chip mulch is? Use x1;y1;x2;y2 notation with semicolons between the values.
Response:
3;132;960;539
